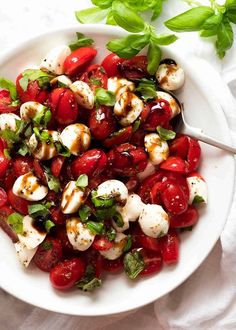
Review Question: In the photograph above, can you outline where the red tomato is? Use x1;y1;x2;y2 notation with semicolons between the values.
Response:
55;227;75;255
7;189;30;215
169;135;189;159
80;64;108;90
101;53;125;77
150;181;165;205
13;156;34;177
0;188;8;207
140;249;163;276
138;171;164;203
50;207;66;225
85;249;103;278
130;128;145;147
187;171;205;181
160;156;187;174
143;99;172;131
48;88;79;125
160;230;179;265
16;74;48;103
0;138;8;152
92;236;113;251
170;205;199;228
161;182;188;215
119;56;149;80
0;90;19;113
33;237;63;272
187;138;201;172
102;257;123;272
0;205;18;242
89;105;116;140
64;47;97;76
50;258;85;290
51;156;65;178
133;231;162;252
103;126;132;148
3;170;16;190
161;171;189;201
33;159;47;185
0;151;10;178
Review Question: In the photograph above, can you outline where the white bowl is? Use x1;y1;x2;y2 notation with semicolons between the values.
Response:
0;25;235;316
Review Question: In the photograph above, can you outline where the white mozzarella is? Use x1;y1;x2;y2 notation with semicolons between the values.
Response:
144;133;169;165
28;130;59;160
60;123;91;156
96;180;128;206
40;45;71;75
17;216;47;249
138;161;156;181
187;176;208;204
66;217;95;251
12;172;48;201
100;233;127;260
50;75;72;87
14;242;37;268
108;77;135;99
112;207;130;233
20;101;45;121
114;92;143;126
0;113;21;131
139;204;169;238
122;193;144;222
156;91;181;118
70;81;94;110
61;181;86;214
156;63;185;91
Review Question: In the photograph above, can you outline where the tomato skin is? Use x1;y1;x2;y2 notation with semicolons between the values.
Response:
187;138;201;172
160;230;179;265
0;188;8;207
0;90;19;113
51;156;65;178
0;138;8;152
103;126;132;148
119;56;149;80
64;47;97;76
33;159;47;185
0;205;18;242
170;135;189;159
13;156;34;177
50;207;66;225
7;189;30;215
55;227;75;255
92;236;113;251
80;64;108;90
161;182;188;215
143;99;172;131
138;171;164;203
170;205;199;228
133;232;162;252
50;258;86;290
101;53;125;77
33;237;63;272
140;249;163;276
89;105;116;140
0;151;10;178
102;257;123;272
16;74;48;103
160;156;187;174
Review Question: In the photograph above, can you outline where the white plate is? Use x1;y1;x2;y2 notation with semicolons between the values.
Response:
0;25;235;316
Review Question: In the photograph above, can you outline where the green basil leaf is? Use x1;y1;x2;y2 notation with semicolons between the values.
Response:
55;141;71;157
123;250;145;279
165;6;215;32
91;191;116;208
0;77;18;100
179;225;193;233
124;0;157;11
79;205;92;222
7;213;24;235
92;0;113;9
123;235;132;252
33;127;52;143
75;174;89;188
132;119;141;132
95;207;116;220
17;143;29;156
86;221;105;235
3;149;11;159
106;227;116;241
151;0;163;21
226;11;236;23
33;107;52;127
157;126;176;140
45;219;55;233
28;203;50;218
22;69;54;90
89;77;102;86
113;211;124;227
76;265;102;291
44;166;61;193
95;88;116;106
69;32;94;51
147;41;162;75
151;33;178;46
75;7;108;23
200;28;218;37
136;79;156;100
193;195;205;204
112;0;146;33
19;76;29;92
216;19;234;58
202;13;223;30
106;11;117;25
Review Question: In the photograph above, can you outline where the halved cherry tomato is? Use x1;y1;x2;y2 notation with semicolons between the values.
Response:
92;236;113;251
119;56;149;80
187;138;201;172
80;64;108;90
160;156;187;174
143;99;172;131
50;207;66;225
102;257;123;272
51;156;65;178
55;227;75;255
89;105;116;140
169;135;189;159
13;156;34;177
0;151;10;178
170;205;199;228
0;90;19;113
7;188;30;215
0;138;8;152
3;170;16;190
33;237;63;272
138;171;164;203
33;159;47;185
101;53;125;77
150;181;165;205
0;188;8;207
132;228;162;252
16;74;48;103
64;47;97;76
140;249;163;276
161;182;188;215
103;126;133;148
162;171;189;201
50;257;85;290
160;230;179;265
0;205;18;242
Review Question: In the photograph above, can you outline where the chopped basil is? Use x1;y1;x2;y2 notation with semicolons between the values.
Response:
69;32;94;51
106;227;116;241
75;174;88;189
95;88;116;106
91;190;115;208
24;125;33;138
3;149;11;159
7;212;24;235
55;141;71;157
113;211;124;227
156;126;176;140
193;195;205;204
76;265;102;292
19;76;29;92
21;69;54;90
0;119;27;146
123;235;132;252
132;120;141;132
79;205;92;222
28;203;50;218
89;77;102;86
45;219;55;233
179;226;193;233
43;166;61;193
86;221;105;235
0;77;18;100
136;79;156;100
123;250;145;279
33;108;52;127
33;127;52;143
17;143;29;156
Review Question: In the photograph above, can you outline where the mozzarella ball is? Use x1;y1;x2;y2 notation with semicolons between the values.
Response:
28;130;59;160
144;133;169;165
66;217;95;251
60;123;91;156
108;77;135;99
138;161;156;181
156;91;181;118
12;172;48;201
50;75;72;87
112;207;130;233
187;175;208;204
17;216;47;250
20;101;45;121
100;233;128;260
14;242;37;268
96;180;128;206
139;204;169;238
61;181;87;214
40;45;71;75
114;92;143;126
70;81;94;110
156;62;185;91
0;113;21;131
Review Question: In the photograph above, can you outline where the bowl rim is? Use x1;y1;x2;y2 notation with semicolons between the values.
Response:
0;24;235;316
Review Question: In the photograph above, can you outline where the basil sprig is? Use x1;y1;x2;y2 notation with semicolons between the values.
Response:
69;32;94;51
0;77;18;101
76;264;102;292
7;213;24;235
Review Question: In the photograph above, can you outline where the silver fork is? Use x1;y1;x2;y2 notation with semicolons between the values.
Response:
175;109;236;154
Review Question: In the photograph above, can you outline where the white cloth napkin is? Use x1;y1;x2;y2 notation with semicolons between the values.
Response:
0;1;236;329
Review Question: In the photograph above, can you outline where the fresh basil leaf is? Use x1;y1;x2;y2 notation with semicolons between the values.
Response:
193;195;205;204
33;128;53;143
95;207;116;220
24;125;33;138
225;0;236;23
95;88;116;106
113;212;124;227
179;226;193;232
75;174;89;188
216;19;234;58
33;107;52;127
45;219;55;233
28;203;50;218
7;212;24;235
75;7;109;23
124;0;157;11
11;99;20;107
89;77;102;86
112;0;146;33
44;166;61;193
132;119;141;132
106;227;116;241
151;33;178;46
136;79;156;100
19;76;29;92
0;119;26;145
200;28;218;37
147;41;162;75
76;265;102;291
202;13;223;30
86;221;105;235
165;7;215;32
69;32;94;51
22;69;54;90
79;205;92;222
3;149;11;159
0;77;18;100
151;0;163;21
91;191;115;208
123;250;145;279
17;143;29;156
123;235;132;252
92;0;113;9
55;141;71;157
106;11;117;25
157;126;176;140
